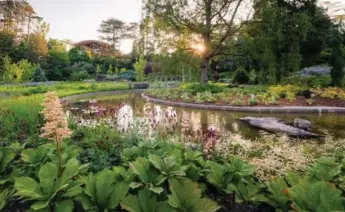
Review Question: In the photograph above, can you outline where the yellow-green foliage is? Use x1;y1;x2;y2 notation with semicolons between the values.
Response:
133;56;145;81
268;85;297;102
107;64;113;75
312;87;345;100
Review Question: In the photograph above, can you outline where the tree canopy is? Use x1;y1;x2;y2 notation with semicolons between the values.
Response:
143;0;252;83
98;18;138;51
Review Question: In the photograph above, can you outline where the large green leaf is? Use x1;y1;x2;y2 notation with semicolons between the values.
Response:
168;178;220;212
75;193;94;211
129;157;150;183
0;188;14;211
63;182;83;198
149;154;187;178
0;147;16;174
56;199;74;212
113;166;136;183
308;157;341;182
21;144;53;165
149;154;164;171
95;169;116;208
121;194;142;212
56;158;80;189
289;180;345;211
14;177;45;200
225;157;255;180
184;149;205;166
30;201;49;211
206;161;227;189
107;181;129;209
286;170;301;186
121;188;174;212
38;162;58;196
262;177;290;209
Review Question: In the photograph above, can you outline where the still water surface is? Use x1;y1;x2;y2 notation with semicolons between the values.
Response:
68;92;345;139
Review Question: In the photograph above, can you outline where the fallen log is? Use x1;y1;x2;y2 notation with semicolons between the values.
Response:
240;117;322;138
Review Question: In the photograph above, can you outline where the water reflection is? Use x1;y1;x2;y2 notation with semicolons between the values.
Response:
66;92;345;139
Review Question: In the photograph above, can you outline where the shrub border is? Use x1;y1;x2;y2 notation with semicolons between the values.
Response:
141;93;345;114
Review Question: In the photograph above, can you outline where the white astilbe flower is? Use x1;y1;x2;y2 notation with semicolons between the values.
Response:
116;104;133;132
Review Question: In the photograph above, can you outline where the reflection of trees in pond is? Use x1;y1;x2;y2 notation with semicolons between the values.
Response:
207;113;227;133
190;111;202;134
69;93;345;139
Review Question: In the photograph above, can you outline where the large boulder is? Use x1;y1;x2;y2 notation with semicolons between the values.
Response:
294;118;312;131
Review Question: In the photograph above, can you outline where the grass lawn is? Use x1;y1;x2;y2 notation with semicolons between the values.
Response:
0;81;130;97
0;82;131;141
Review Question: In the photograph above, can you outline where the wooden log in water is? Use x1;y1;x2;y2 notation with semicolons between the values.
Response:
240;117;322;138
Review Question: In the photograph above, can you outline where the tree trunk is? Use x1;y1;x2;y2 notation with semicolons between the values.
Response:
201;54;208;84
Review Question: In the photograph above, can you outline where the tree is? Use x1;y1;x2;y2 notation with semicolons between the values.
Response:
68;47;90;64
143;0;252;84
34;20;50;39
98;18;138;51
27;32;48;62
133;56;145;81
1;56;23;82
107;64;113;75
48;39;66;52
329;28;345;86
32;67;46;82
0;30;15;57
245;0;314;83
43;50;70;80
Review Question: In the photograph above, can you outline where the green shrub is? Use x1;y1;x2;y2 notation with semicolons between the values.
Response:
18;59;37;82
22;86;48;96
76;169;129;211
14;158;88;212
181;83;224;94
232;67;249;84
32;67;46;82
133;56;145;81
248;95;258;106
70;71;90;81
1;56;23;82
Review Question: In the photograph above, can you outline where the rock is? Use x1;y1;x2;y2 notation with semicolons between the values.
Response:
297;65;331;77
240;117;321;138
297;90;313;99
294;118;312;131
96;74;107;82
129;83;149;89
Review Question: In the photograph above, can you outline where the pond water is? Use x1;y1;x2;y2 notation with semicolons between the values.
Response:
66;92;345;140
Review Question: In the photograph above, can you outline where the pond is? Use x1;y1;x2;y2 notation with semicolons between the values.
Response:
65;92;345;140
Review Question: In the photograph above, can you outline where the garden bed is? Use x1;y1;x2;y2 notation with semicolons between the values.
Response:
144;83;345;112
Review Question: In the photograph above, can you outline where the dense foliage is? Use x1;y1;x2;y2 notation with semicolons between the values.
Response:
2;119;345;211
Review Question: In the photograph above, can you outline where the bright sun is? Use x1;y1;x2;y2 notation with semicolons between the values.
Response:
191;43;206;53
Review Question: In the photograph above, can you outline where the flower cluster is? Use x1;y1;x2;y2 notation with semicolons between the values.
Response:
41;91;71;143
203;127;217;159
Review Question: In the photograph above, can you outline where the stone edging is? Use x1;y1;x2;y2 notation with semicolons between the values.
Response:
141;93;345;114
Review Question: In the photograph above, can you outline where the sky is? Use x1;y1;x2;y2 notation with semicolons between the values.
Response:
27;0;142;53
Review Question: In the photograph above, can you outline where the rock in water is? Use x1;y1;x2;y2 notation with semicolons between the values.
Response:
294;118;312;131
240;117;321;138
